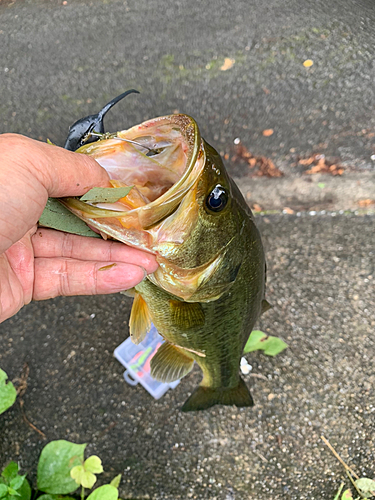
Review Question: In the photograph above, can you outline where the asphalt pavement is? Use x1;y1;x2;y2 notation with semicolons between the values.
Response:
1;1;375;499
1;214;375;500
1;0;375;174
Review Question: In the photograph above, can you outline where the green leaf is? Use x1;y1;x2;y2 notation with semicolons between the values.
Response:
355;478;375;493
7;488;20;496
70;465;84;485
80;186;132;203
244;330;267;349
317;182;326;189
0;369;17;415
80;472;97;489
9;475;25;491
0;485;8;498
37;440;86;494
9;478;31;500
341;489;353;500
1;462;19;481
70;467;96;489
263;337;289;356
84;457;103;475
110;475;121;489
243;330;288;356
39;199;100;238
86;485;118;500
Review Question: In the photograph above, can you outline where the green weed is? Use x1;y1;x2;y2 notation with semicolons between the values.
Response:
0;440;121;500
322;436;375;500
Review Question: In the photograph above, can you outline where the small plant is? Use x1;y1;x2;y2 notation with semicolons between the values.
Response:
0;461;31;500
332;479;375;500
322;436;375;500
0;440;121;500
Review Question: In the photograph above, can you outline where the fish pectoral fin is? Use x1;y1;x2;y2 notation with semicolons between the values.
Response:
169;300;205;329
129;293;151;344
181;377;254;412
261;299;272;315
150;342;194;383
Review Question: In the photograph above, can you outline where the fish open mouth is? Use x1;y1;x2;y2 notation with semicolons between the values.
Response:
61;114;205;249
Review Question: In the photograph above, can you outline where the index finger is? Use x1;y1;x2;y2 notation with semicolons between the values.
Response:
32;228;158;275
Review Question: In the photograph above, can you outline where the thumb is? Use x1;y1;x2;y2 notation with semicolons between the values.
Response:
0;134;111;198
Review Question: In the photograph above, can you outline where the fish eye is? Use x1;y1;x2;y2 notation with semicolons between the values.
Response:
206;186;228;213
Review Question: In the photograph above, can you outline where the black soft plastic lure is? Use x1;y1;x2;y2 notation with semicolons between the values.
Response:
64;89;139;151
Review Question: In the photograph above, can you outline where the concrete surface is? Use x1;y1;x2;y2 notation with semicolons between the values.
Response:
1;0;375;499
1;214;375;500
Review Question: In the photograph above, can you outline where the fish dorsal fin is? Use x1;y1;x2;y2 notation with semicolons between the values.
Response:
261;299;272;315
169;300;205;329
181;377;254;412
150;342;194;383
129;293;151;345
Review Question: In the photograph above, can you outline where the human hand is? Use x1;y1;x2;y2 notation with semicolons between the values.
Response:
0;134;158;323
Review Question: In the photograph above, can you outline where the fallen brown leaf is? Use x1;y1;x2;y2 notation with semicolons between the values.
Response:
232;144;284;178
297;157;313;166
358;199;375;207
233;144;253;160
256;157;283;178
262;129;274;137
306;164;323;174
220;58;235;71
301;154;345;176
303;59;313;67
252;203;262;212
283;207;295;214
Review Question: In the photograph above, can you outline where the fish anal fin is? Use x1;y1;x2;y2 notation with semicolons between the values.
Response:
261;299;272;315
150;342;194;383
181;377;254;412
169;300;205;329
129;293;151;345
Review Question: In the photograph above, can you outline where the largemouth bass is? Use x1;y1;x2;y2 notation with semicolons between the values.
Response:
62;112;267;411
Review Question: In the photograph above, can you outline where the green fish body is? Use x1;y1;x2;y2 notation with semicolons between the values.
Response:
62;115;266;411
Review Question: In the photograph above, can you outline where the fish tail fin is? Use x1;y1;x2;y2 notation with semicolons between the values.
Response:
181;377;254;412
